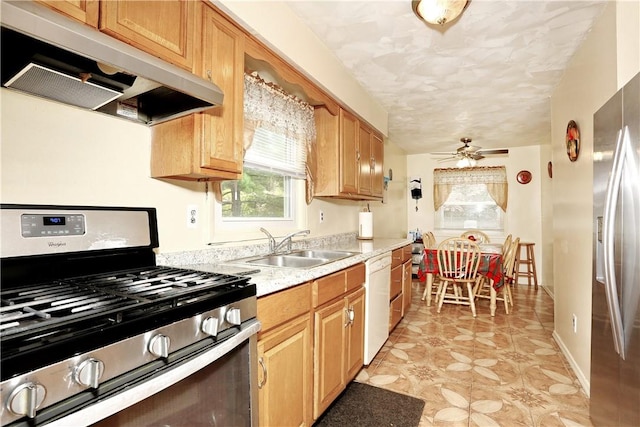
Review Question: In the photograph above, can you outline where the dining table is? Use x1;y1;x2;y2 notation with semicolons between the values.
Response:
417;243;504;316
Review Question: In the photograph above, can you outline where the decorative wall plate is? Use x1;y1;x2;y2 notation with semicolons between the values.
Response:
566;120;580;161
547;161;553;178
517;170;532;184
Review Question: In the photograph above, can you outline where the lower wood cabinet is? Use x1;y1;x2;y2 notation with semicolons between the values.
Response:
256;264;366;424
257;283;313;427
390;245;413;331
257;314;312;427
313;287;365;419
402;258;412;315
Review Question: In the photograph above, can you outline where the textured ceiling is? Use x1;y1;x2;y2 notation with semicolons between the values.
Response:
286;0;608;155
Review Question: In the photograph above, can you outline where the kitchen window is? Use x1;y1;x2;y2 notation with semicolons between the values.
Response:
215;72;315;230
221;127;303;219
433;166;507;231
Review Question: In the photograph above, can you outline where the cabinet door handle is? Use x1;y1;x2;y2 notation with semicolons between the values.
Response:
206;70;213;82
257;357;267;389
348;307;355;325
344;308;351;327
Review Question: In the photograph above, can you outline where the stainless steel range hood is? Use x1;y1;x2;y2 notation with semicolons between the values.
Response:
1;1;224;126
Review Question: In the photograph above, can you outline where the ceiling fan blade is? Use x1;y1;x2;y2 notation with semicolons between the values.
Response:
437;157;457;163
477;149;509;155
471;154;485;160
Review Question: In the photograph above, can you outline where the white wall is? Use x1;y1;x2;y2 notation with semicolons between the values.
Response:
375;139;408;238
539;144;554;297
549;0;639;393
406;146;543;279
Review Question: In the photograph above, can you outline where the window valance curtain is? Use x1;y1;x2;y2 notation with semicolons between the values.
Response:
243;72;317;203
433;166;508;211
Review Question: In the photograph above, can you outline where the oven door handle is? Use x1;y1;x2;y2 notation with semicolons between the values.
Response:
45;320;261;427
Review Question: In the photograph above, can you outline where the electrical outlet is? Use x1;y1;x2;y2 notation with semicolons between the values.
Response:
319;210;324;223
572;314;577;334
187;205;198;229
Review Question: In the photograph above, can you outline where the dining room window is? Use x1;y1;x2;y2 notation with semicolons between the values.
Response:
433;166;507;231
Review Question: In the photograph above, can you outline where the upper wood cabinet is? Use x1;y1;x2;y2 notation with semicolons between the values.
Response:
150;2;244;180
371;132;385;197
36;0;99;27
315;107;383;200
99;0;195;71
358;123;372;196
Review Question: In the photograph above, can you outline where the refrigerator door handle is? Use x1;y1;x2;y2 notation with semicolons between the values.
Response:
602;127;626;359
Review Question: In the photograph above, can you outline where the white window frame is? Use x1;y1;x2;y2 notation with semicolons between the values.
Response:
434;185;505;232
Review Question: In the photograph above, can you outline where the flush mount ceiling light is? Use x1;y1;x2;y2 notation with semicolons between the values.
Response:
412;0;470;26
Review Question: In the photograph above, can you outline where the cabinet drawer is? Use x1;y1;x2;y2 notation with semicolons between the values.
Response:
391;247;404;268
345;263;365;292
313;270;346;307
258;282;311;335
402;244;412;262
390;265;403;300
389;294;403;331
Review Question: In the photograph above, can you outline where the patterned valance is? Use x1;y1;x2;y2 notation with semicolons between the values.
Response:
433;166;508;212
243;72;317;204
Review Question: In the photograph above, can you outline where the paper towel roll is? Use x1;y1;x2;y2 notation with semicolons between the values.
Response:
358;212;373;239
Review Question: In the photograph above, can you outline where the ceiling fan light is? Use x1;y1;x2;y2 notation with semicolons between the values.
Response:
456;157;476;168
415;0;468;25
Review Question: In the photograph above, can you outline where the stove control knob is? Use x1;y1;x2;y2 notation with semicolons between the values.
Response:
149;334;171;358
226;307;242;326
201;316;219;337
74;358;105;389
7;382;46;419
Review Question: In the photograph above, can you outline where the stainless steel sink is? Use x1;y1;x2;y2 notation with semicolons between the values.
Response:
243;255;328;268
287;250;360;260
233;249;360;268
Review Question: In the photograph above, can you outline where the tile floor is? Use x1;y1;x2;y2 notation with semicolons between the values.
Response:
355;282;592;427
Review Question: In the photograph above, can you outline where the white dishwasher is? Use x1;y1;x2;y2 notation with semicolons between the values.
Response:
363;252;392;365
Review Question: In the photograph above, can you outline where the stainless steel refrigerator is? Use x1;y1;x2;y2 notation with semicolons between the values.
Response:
591;71;639;427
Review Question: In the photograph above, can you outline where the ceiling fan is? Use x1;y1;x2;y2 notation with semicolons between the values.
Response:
431;137;509;166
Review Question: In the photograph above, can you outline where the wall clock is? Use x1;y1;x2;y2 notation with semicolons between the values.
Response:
566;120;580;162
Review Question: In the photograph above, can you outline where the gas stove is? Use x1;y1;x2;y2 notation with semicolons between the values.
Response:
0;205;258;426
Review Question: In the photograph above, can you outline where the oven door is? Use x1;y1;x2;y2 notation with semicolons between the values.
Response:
38;320;260;427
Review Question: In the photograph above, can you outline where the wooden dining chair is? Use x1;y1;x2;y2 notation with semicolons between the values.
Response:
460;229;490;243
436;237;481;317
420;231;440;304
474;237;519;313
502;234;512;257
423;231;436;248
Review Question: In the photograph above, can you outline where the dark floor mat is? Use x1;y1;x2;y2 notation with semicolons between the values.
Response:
314;381;425;427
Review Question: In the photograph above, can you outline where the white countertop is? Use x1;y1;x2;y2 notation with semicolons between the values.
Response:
181;237;412;297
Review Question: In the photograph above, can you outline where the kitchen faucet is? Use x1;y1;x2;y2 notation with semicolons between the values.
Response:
260;228;310;254
259;227;276;253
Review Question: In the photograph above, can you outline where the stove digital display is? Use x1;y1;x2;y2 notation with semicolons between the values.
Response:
44;216;66;226
20;213;85;237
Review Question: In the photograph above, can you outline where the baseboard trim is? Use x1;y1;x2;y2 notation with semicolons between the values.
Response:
552;330;590;397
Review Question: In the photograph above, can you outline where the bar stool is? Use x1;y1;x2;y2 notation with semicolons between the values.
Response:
514;242;538;289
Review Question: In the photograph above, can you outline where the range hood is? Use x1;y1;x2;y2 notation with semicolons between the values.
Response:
0;1;223;126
